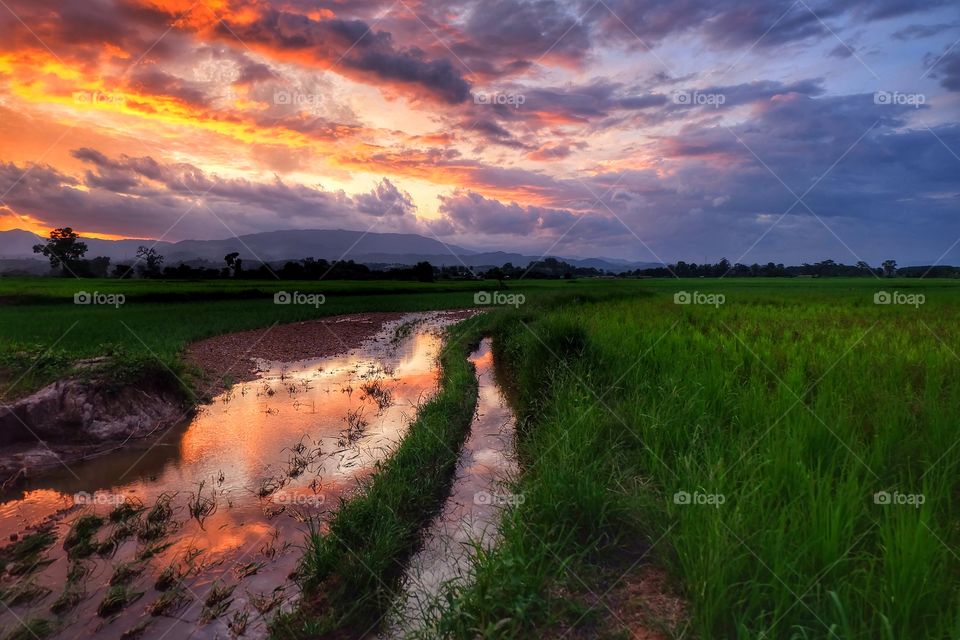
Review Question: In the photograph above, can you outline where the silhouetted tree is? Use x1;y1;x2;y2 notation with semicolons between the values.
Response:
136;246;164;277
413;261;434;283
32;227;88;276
224;252;243;277
113;264;135;279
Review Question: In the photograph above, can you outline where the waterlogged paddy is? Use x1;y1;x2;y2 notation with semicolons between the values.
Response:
0;311;467;640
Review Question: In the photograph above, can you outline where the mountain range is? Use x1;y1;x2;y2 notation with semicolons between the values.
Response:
0;229;660;274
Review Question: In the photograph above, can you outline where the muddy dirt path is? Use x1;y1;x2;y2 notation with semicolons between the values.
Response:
384;338;519;638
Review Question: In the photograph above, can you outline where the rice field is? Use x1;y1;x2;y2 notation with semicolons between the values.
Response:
423;278;960;638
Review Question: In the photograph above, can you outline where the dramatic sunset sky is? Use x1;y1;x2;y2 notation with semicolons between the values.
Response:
0;0;958;263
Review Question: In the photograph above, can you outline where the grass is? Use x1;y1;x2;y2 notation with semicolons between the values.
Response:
271;315;486;638
0;277;625;399
97;585;144;618
0;528;57;577
5;276;958;637
62;514;104;560
417;279;960;638
1;618;56;640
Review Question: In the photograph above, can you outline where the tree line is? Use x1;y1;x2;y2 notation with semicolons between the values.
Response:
30;228;959;281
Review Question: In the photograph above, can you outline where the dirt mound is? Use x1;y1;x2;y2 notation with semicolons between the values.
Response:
0;376;188;483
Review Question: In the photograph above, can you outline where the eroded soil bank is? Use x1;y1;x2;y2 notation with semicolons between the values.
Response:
0;377;188;485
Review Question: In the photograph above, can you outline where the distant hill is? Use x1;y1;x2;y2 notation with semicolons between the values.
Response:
1;228;660;273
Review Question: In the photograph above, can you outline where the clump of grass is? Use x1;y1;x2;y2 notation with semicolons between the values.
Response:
137;493;176;541
2;617;56;640
66;560;91;584
234;560;265;579
97;517;139;557
97;585;144;617
63;514;104;559
200;580;236;623
50;585;85;614
187;481;218;528
147;587;191;617
336;407;369;446
0;581;52;606
136;541;174;562
251;587;285;615
109;561;144;586
109;497;145;523
286;453;309;479
154;563;181;591
0;527;57;576
390;318;426;345
51;560;92;613
119;620;150;640
361;380;393;412
228;609;251;636
257;476;287;499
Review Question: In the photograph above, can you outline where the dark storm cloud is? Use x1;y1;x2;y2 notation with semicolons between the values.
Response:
432;89;960;261
0;0;177;65
584;0;951;50
128;67;211;107
457;0;591;65
0;151;423;239
892;22;960;40
925;49;960;92
217;11;471;103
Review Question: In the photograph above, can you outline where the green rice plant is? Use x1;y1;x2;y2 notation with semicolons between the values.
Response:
63;514;104;560
422;281;960;638
97;585;144;617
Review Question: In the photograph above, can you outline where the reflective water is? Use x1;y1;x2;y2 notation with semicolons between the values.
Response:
385;338;519;638
0;312;465;640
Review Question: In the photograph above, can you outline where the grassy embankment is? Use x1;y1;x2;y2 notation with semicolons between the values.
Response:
419;279;960;638
270;314;486;638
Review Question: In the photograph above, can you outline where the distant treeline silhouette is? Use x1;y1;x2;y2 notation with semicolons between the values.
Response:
627;258;958;278
28;228;959;280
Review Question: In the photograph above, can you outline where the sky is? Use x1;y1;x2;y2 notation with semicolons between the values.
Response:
0;0;958;265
